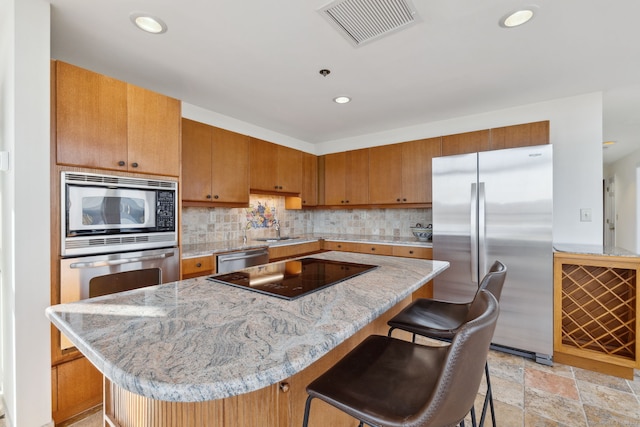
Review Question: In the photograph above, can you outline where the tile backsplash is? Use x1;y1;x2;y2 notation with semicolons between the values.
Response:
181;195;432;245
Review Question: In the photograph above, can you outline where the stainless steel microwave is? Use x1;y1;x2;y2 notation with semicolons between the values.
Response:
61;172;178;256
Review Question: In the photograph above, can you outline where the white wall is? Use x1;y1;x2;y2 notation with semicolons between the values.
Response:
604;148;640;252
316;93;604;246
0;0;53;426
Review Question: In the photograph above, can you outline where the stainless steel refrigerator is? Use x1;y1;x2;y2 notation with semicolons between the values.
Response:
432;144;553;364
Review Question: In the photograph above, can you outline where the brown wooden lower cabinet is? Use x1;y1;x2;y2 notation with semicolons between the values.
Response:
553;252;640;379
267;241;323;262
104;296;414;426
181;255;216;279
323;241;434;299
52;356;103;425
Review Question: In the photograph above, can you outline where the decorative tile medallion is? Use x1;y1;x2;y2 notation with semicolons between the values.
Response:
246;200;277;229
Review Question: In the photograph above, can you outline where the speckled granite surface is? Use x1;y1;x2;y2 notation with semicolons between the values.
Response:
553;244;640;257
46;251;448;403
182;233;432;258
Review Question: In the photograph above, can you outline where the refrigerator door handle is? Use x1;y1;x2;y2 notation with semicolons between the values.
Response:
470;182;479;283
478;182;487;280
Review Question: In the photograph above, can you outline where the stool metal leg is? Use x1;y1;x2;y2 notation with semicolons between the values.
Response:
478;362;496;427
302;395;313;427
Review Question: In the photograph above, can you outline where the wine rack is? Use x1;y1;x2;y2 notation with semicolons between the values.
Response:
554;252;639;378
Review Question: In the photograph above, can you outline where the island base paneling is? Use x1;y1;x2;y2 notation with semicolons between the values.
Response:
103;296;414;427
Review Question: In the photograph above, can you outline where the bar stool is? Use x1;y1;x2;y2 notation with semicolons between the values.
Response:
302;290;499;427
387;260;507;427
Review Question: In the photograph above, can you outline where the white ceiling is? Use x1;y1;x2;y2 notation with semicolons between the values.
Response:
49;0;640;163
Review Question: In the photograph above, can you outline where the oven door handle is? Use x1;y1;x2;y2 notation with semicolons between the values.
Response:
69;252;174;269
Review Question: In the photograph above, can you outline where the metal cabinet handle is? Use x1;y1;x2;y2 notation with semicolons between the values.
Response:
131;162;139;168
196;262;202;268
118;160;126;166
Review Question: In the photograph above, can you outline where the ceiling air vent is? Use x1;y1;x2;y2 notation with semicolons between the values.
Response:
319;0;419;47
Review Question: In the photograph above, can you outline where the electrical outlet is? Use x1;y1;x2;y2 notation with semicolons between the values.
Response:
580;208;592;222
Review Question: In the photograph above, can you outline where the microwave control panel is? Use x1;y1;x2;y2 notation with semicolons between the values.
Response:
157;190;176;230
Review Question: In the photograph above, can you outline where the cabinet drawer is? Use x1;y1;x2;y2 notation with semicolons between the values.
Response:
354;243;393;256
182;255;215;278
323;241;360;252
391;246;433;259
268;241;322;261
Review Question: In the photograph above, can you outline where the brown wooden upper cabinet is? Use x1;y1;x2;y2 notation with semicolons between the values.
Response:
441;129;491;156
369;137;441;204
323;149;369;206
55;61;181;177
250;138;302;194
441;121;549;156
301;152;318;206
181;119;249;206
489;121;549;150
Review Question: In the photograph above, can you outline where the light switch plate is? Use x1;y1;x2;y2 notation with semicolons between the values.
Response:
580;208;592;222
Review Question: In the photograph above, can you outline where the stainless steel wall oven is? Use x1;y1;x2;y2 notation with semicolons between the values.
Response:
59;171;180;350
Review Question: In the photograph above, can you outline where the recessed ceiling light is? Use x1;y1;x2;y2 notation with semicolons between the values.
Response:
500;9;535;28
334;96;351;104
130;13;167;34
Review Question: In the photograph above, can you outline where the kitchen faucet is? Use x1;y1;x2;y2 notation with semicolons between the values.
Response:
243;221;252;244
273;218;280;239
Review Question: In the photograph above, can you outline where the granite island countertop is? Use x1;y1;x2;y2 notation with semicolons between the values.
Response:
46;251;448;403
182;233;432;258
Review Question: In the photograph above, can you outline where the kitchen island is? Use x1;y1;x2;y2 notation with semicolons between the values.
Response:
47;251;448;426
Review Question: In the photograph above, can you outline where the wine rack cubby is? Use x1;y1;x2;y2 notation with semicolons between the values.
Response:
554;252;639;378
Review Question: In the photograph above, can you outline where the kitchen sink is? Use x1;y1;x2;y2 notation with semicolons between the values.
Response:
253;236;299;242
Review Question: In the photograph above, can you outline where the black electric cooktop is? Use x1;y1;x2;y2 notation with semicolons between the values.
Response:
207;257;378;300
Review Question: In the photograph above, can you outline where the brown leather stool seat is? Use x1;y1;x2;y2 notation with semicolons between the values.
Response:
387;260;507;427
303;290;499;427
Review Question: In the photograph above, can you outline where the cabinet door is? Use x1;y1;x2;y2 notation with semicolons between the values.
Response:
56;61;128;170
490;121;549;150
277;145;302;193
441;129;490;156
368;144;402;204
181;119;213;202
250;138;279;192
211;127;250;203
301;152;318;206
53;356;103;424
402;137;441;203
127;84;181;176
345;149;369;205
323;152;347;205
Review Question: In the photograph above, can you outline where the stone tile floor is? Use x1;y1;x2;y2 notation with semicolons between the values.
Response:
2;350;638;426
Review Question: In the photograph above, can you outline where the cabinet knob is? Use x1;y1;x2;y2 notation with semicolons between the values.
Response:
196;262;202;268
371;247;376;251
118;160;126;166
403;198;407;202
206;194;212;199
345;200;349;203
214;195;219;199
274;185;279;189
279;382;290;393
397;198;401;202
341;200;345;204
279;186;283;190
337;244;342;248
409;250;414;254
131;162;139;168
